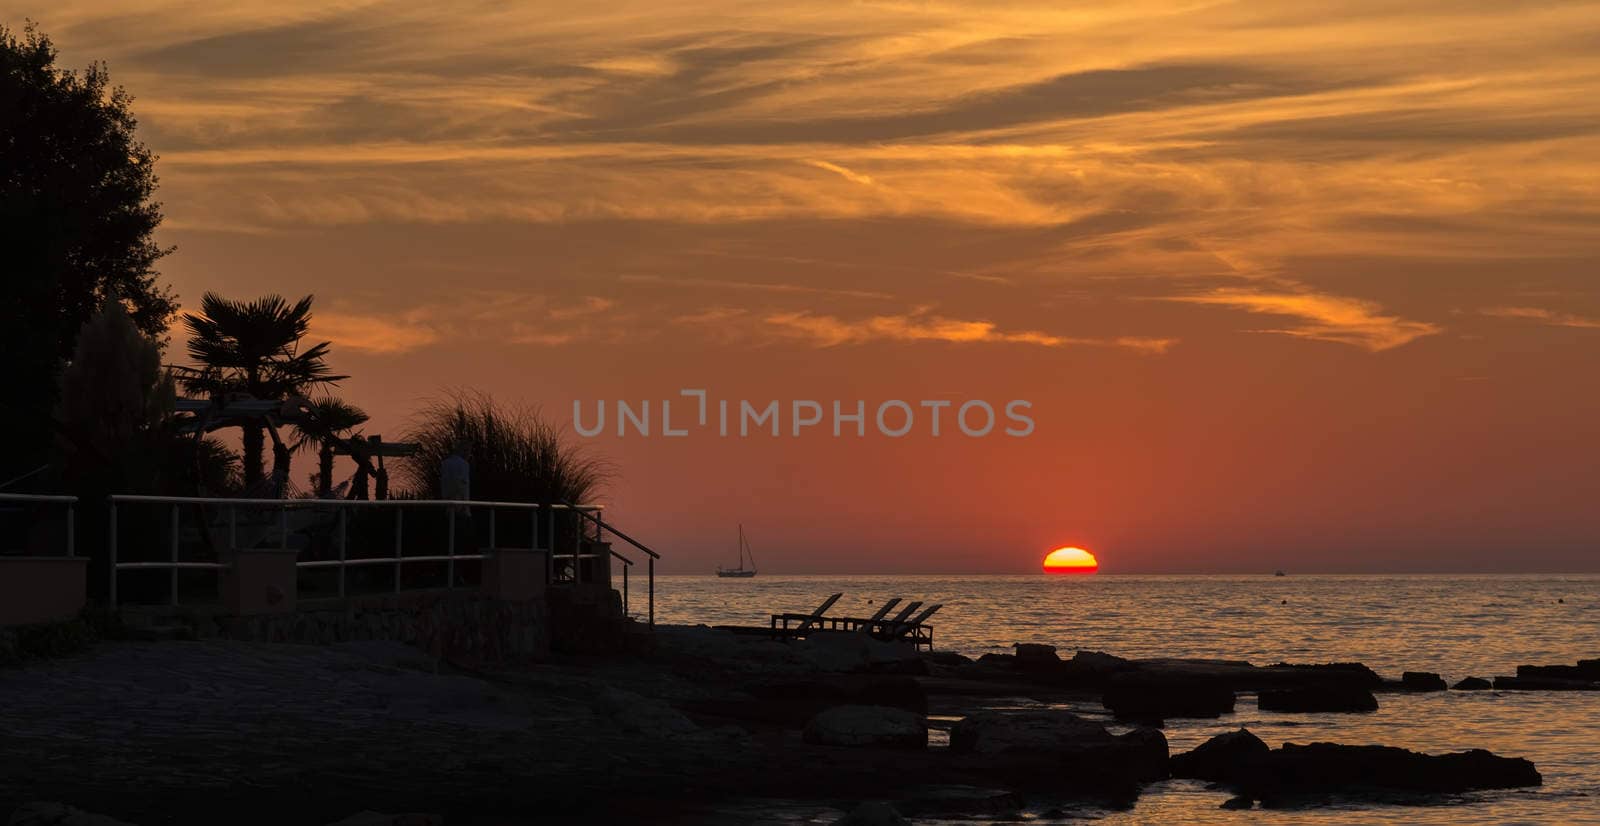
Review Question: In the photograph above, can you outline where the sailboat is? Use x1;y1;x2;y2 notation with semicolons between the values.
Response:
716;524;758;578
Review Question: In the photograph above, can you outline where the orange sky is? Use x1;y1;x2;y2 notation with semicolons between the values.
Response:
20;1;1600;572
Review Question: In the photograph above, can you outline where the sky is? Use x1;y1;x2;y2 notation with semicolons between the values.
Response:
18;0;1600;573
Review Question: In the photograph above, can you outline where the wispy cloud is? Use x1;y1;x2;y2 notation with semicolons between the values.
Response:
310;293;625;353
1162;288;1441;351
763;309;1175;353
312;310;440;355
806;159;876;186
1481;306;1600;330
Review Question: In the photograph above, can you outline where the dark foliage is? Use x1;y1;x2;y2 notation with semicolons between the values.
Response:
177;292;346;490
1;23;175;483
401;389;611;505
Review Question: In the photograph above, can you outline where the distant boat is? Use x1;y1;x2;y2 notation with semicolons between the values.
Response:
717;524;758;578
1274;570;1287;577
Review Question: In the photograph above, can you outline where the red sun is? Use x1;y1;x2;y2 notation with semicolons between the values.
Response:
1043;546;1099;575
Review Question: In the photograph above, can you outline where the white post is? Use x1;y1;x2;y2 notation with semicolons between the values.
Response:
108;501;118;608
337;507;348;598
394;508;404;593
170;504;180;606
447;506;456;589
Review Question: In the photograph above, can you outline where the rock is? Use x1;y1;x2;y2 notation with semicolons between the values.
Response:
1516;663;1600;682
1401;672;1447;692
949;710;1112;755
8;802;138;826
1115;727;1172;781
1492;675;1599;691
1170;728;1270;782
595;688;699;738
1258;662;1382;689
896;785;1022;817
1062;649;1134;681
1258;685;1378;712
1102;674;1235;720
1453;676;1492;690
834;802;908;826
1013;643;1060;673
975;652;1015;668
804;705;927;749
797;632;922;673
734;674;928;725
922;651;972;667
324;814;443;826
1220;796;1254;810
949;710;1167;792
1235;743;1540;801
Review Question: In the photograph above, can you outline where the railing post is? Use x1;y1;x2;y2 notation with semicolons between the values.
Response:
394;508;404;593
447;506;456;589
623;563;629;616
572;510;582;583
648;556;654;627
279;505;288;550
108;500;118;608
170;504;180;606
488;507;496;549
229;505;237;551
65;502;75;557
338;507;348;598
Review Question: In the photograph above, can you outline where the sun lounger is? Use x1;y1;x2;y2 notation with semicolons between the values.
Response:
886;603;942;648
857;595;908;624
769;592;844;638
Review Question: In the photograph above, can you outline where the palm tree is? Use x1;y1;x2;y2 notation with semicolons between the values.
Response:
178;293;346;490
289;396;370;498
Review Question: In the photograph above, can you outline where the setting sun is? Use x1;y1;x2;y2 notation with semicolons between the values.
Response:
1043;547;1099;575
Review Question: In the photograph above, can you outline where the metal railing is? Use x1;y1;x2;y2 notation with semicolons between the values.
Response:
107;495;656;624
572;506;660;627
0;493;77;557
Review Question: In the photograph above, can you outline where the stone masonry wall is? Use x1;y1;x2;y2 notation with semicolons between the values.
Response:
215;591;550;667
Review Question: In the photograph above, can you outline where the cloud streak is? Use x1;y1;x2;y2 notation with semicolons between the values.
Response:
1162;288;1441;351
763;309;1175;353
1481;306;1600;330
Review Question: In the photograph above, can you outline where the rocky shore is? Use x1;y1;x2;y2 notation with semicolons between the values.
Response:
1;628;1584;824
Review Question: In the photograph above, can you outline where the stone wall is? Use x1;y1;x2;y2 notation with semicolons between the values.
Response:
215;590;550;668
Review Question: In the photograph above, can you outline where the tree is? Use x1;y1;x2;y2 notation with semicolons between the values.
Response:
2;23;176;483
178;293;346;492
290;396;370;498
54;295;237;597
55;294;173;493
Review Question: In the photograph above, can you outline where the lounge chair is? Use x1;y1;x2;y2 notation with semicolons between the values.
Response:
886;603;942;641
855;597;902;633
769;592;843;638
876;600;921;635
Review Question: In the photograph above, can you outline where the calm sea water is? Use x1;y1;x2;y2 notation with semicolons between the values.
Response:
657;574;1600;825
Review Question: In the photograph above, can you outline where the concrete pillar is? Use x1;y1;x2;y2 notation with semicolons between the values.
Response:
0;558;88;626
482;548;549;601
222;549;299;615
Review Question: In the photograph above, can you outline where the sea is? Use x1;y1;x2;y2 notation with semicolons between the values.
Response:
656;574;1600;825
